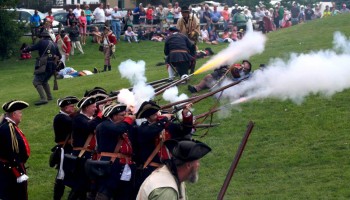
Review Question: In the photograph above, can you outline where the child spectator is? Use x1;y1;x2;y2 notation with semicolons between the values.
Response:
200;25;210;43
124;26;139;43
217;29;233;43
146;6;154;24
91;26;102;43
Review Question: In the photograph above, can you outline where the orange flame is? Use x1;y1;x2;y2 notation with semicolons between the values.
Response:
194;57;224;75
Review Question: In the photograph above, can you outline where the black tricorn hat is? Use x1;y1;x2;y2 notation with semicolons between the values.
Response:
135;100;160;119
77;96;96;109
2;100;29;113
57;96;79;107
94;93;109;102
84;87;107;97
169;26;179;32
181;6;190;12
104;103;127;117
164;139;211;163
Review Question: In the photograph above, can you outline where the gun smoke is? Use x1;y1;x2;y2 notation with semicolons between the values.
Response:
224;32;350;105
195;29;266;74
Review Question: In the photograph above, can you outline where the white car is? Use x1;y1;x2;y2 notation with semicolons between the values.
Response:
9;8;62;33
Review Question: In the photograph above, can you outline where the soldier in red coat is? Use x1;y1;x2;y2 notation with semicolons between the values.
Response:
0;100;30;200
101;26;117;71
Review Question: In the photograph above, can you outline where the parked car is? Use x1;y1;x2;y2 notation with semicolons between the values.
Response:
8;8;62;33
52;10;68;26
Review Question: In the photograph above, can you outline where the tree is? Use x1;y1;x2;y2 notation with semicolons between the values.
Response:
0;0;25;60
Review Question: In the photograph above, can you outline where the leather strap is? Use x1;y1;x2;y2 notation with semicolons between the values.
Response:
143;130;164;169
170;50;188;53
78;133;93;158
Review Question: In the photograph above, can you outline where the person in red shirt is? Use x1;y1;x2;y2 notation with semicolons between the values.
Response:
146;6;154;24
45;10;54;27
101;26;117;71
78;10;87;45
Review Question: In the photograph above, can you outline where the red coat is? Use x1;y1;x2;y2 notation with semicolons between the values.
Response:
105;32;117;45
56;34;71;55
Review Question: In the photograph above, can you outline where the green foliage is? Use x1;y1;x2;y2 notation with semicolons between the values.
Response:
0;8;26;60
1;14;350;199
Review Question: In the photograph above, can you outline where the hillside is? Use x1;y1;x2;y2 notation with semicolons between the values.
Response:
0;14;350;199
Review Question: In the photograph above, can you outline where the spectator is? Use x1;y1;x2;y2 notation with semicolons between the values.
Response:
66;9;76;27
105;3;113;27
69;20;84;55
166;3;175;26
158;5;167;29
139;7;146;25
173;2;182;24
200;25;210;43
232;8;247;32
231;4;240;17
273;4;281;29
277;3;284;27
153;5;161;25
146;5;154;24
221;5;230;30
331;4;341;16
340;3;350;13
299;6;305;22
137;26;147;40
73;4;82;18
78;10;87;45
91;26;102;43
93;3;106;26
124;26;139;43
255;7;266;32
304;4;314;21
208;26;219;44
323;5;331;17
217;29;233;43
281;9;291;28
123;10;134;32
203;4;211;30
290;2;300;25
133;3;142;24
45;10;54;27
84;4;92;25
231;26;239;41
30;9;41;44
198;4;205;23
111;6;122;41
210;5;221;29
314;6;322;19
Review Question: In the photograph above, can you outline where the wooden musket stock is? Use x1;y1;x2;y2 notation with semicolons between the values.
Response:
217;121;255;200
95;96;118;106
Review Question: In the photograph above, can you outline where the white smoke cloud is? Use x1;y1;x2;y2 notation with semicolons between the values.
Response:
225;31;350;105
162;86;189;103
117;89;135;109
118;59;155;112
196;30;266;73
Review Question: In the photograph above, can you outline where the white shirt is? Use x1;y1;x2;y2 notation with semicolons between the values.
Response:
73;8;82;18
93;7;106;23
105;8;113;20
201;29;209;39
111;10;122;21
174;6;182;19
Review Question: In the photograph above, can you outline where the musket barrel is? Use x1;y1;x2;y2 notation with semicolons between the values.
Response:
96;96;118;106
154;74;194;96
217;121;254;200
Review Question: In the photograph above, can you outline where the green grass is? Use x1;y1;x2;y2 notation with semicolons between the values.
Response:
1;14;350;199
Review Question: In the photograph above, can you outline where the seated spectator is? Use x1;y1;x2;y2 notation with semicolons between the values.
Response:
124;26;139;43
200;25;210;43
281;10;291;28
137;26;147;40
208;27;219;45
151;32;165;42
217;29;233;43
188;60;252;93
231;26;239;41
91;26;102;43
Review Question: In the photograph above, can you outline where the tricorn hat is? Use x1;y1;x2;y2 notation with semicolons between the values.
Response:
104;103;127;117
164;139;211;163
77;96;96;109
135;100;160;119
181;6;190;12
2;100;29;113
84;87;107;97
57;96;79;107
169;26;179;32
94;93;109;102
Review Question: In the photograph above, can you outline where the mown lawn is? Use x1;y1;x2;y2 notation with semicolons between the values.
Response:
0;14;350;199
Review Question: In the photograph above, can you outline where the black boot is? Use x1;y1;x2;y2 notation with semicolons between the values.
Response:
103;65;107;72
108;65;111;71
53;179;65;200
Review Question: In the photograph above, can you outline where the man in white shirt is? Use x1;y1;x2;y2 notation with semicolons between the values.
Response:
93;3;106;25
105;3;113;26
111;6;123;40
173;2;182;24
73;4;82;18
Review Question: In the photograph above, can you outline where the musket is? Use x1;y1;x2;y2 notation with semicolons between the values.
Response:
217;121;254;200
194;107;221;120
210;68;231;90
154;79;180;93
194;123;220;128
154;74;194;96
172;77;249;112
95;95;118;106
160;92;211;110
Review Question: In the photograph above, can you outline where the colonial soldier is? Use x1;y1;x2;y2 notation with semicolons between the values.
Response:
52;96;79;200
0;100;30;200
134;101;193;194
136;139;211;200
101;26;117;72
164;27;196;78
67;96;97;200
95;104;136;199
25;30;62;106
176;6;200;44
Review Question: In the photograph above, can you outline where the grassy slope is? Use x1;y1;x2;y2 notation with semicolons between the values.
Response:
0;14;349;199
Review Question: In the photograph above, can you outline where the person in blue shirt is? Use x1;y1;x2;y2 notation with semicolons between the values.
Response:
30;9;41;44
210;5;221;30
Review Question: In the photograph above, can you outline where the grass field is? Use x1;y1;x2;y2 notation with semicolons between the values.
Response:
1;14;350;199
